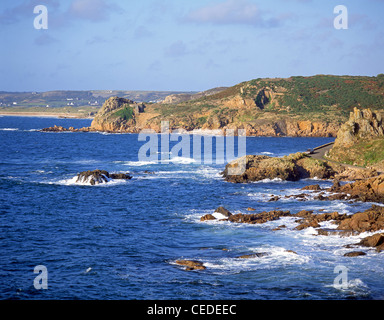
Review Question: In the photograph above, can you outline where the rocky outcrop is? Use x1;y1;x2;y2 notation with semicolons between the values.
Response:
333;108;384;148
336;205;384;233
327;108;384;165
328;174;384;203
90;97;140;132
222;152;337;183
76;170;132;185
200;205;384;237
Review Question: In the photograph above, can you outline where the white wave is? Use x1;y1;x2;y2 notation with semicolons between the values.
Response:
260;151;274;155
327;278;370;295
0;128;18;131
249;177;285;184
204;245;310;273
121;160;159;166
55;175;129;187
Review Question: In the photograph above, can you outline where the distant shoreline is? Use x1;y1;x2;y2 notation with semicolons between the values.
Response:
0;112;94;119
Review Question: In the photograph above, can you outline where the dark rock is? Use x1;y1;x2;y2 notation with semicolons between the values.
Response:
76;170;110;185
214;206;232;217
344;251;366;257
268;195;280;202
76;169;132;185
109;173;132;179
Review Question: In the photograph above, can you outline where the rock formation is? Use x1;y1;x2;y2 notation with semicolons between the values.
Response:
332;108;384;148
221;152;337;183
327;108;384;166
76;170;132;185
90;97;145;132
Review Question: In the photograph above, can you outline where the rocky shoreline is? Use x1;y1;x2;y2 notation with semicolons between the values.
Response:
178;108;384;271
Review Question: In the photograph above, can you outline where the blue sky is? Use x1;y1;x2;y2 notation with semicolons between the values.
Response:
0;0;383;92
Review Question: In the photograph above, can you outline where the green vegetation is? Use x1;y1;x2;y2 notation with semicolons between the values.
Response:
243;75;384;118
326;138;384;167
112;105;134;121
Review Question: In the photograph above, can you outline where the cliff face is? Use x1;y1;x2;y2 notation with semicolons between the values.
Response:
327;108;384;167
332;108;384;148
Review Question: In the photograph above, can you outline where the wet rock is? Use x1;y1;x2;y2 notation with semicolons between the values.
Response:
76;170;110;185
200;214;216;222
344;251;366;257
175;260;206;271
268;195;280;202
109;173;132;179
214;206;232;217
76;170;132;185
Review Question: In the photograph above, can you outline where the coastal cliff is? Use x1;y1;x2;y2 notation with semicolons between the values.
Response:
42;74;384;136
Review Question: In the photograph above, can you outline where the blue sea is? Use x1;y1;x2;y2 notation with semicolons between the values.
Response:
0;116;383;300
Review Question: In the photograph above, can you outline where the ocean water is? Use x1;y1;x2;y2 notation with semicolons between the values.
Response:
0;116;383;300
